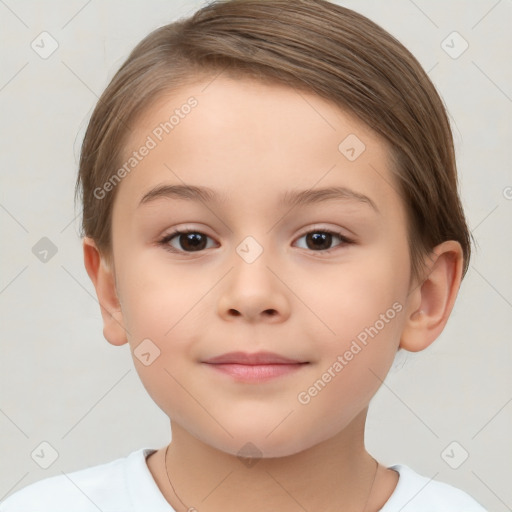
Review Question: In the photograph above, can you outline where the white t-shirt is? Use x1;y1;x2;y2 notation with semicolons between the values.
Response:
0;448;487;511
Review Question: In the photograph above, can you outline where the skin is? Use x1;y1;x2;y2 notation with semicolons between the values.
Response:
83;75;463;512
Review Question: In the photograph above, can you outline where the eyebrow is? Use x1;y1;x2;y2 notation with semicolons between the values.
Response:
138;184;378;212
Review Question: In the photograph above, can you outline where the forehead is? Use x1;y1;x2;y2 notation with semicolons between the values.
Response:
113;74;397;217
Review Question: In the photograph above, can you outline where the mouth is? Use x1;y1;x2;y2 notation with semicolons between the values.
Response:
202;351;309;382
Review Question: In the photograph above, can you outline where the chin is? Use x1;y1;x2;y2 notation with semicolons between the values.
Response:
199;423;329;460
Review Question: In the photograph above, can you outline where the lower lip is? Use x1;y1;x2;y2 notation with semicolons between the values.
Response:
203;363;307;382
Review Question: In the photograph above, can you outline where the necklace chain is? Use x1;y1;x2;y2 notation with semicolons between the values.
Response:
164;444;379;512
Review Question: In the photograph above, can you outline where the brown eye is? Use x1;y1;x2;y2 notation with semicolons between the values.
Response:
175;232;208;251
159;230;215;253
306;232;333;250
295;230;353;252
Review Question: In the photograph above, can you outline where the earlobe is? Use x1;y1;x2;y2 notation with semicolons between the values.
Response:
82;237;128;346
399;241;463;352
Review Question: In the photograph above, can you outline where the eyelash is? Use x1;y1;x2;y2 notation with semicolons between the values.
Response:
157;227;354;255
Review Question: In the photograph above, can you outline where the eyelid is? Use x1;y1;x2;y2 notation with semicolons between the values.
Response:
295;223;353;239
157;223;355;255
159;224;352;242
160;224;214;239
293;226;355;253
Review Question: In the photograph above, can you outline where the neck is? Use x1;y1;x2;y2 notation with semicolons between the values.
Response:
148;408;397;512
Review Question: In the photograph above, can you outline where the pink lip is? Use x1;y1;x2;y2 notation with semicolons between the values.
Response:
202;351;309;382
203;351;304;365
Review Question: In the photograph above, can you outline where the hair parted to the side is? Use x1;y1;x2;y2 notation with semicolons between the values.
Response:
75;0;472;281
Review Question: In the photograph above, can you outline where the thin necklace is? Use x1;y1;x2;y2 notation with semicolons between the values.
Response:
164;444;379;512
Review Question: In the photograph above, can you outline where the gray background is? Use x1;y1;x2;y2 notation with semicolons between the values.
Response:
0;0;510;510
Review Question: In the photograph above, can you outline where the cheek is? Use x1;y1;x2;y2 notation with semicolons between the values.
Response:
311;251;407;349
293;278;405;443
300;243;408;394
118;274;205;424
117;249;207;339
115;253;210;377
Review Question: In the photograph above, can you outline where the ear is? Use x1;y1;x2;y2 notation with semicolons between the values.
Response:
82;237;128;346
400;240;463;352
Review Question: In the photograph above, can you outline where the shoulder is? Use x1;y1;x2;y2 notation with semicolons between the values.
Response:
379;464;487;512
0;448;154;512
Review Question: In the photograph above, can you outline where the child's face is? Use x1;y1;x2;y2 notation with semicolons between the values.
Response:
108;75;414;457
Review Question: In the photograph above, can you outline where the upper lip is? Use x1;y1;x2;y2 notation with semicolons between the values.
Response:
203;351;306;365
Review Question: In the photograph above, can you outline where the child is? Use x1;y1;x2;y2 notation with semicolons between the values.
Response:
1;0;488;510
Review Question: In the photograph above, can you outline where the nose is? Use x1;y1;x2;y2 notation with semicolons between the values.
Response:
217;256;290;324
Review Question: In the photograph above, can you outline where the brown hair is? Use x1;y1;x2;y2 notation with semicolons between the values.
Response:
75;0;472;280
